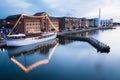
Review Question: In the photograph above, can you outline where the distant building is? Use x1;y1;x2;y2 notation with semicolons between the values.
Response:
94;18;99;27
85;19;89;27
88;19;94;27
81;18;87;28
82;18;99;28
59;17;81;31
101;19;113;27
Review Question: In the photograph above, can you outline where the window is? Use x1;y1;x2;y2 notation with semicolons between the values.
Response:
7;22;11;24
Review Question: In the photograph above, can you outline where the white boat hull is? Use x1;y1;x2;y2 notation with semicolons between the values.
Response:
7;33;57;46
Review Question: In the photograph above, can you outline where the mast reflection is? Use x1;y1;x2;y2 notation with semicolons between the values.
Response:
8;39;59;73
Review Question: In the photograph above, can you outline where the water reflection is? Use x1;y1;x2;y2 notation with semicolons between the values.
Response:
7;39;59;73
4;30;109;73
0;47;5;52
58;31;110;53
8;39;57;57
58;37;73;45
70;30;98;37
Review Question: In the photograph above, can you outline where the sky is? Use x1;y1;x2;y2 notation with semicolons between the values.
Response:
0;0;120;22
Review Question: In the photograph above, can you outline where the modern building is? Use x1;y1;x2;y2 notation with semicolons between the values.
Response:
101;19;113;27
94;18;99;27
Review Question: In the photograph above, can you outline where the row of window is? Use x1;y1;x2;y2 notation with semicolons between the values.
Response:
26;27;40;30
26;24;40;26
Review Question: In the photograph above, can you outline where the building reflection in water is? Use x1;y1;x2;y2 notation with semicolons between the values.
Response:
6;30;105;73
0;47;5;52
57;31;97;45
70;30;97;37
8;39;59;73
58;37;74;45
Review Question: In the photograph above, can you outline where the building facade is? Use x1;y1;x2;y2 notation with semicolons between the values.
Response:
94;18;99;27
101;19;113;27
49;17;59;31
6;14;41;34
0;12;113;34
5;12;59;34
59;17;81;31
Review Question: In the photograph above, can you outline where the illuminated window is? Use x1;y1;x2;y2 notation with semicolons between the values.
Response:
19;21;22;24
7;22;10;24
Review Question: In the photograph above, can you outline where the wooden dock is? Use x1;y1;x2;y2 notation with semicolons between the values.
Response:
57;35;110;53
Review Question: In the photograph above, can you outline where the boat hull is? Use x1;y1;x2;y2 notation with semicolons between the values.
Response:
7;33;57;46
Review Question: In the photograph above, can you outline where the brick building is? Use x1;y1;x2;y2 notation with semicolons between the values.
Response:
49;17;59;31
6;14;40;34
81;18;87;28
5;12;59;34
59;17;81;31
88;19;95;27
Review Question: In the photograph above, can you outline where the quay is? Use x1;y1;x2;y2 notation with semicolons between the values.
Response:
57;27;115;35
57;28;99;35
57;35;110;53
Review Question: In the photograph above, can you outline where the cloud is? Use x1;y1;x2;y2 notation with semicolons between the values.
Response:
41;0;120;22
0;0;120;22
0;0;32;18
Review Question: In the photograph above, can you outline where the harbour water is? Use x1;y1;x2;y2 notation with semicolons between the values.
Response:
0;27;120;80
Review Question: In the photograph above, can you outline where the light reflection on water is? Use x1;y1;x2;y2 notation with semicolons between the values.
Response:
10;42;59;73
0;27;120;80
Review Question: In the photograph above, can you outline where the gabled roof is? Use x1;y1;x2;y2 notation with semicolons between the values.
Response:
6;14;21;19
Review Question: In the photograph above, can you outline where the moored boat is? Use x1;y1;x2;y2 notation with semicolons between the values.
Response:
6;13;59;46
6;32;57;46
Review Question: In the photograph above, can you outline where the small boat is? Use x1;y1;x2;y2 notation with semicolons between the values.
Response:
6;31;57;46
